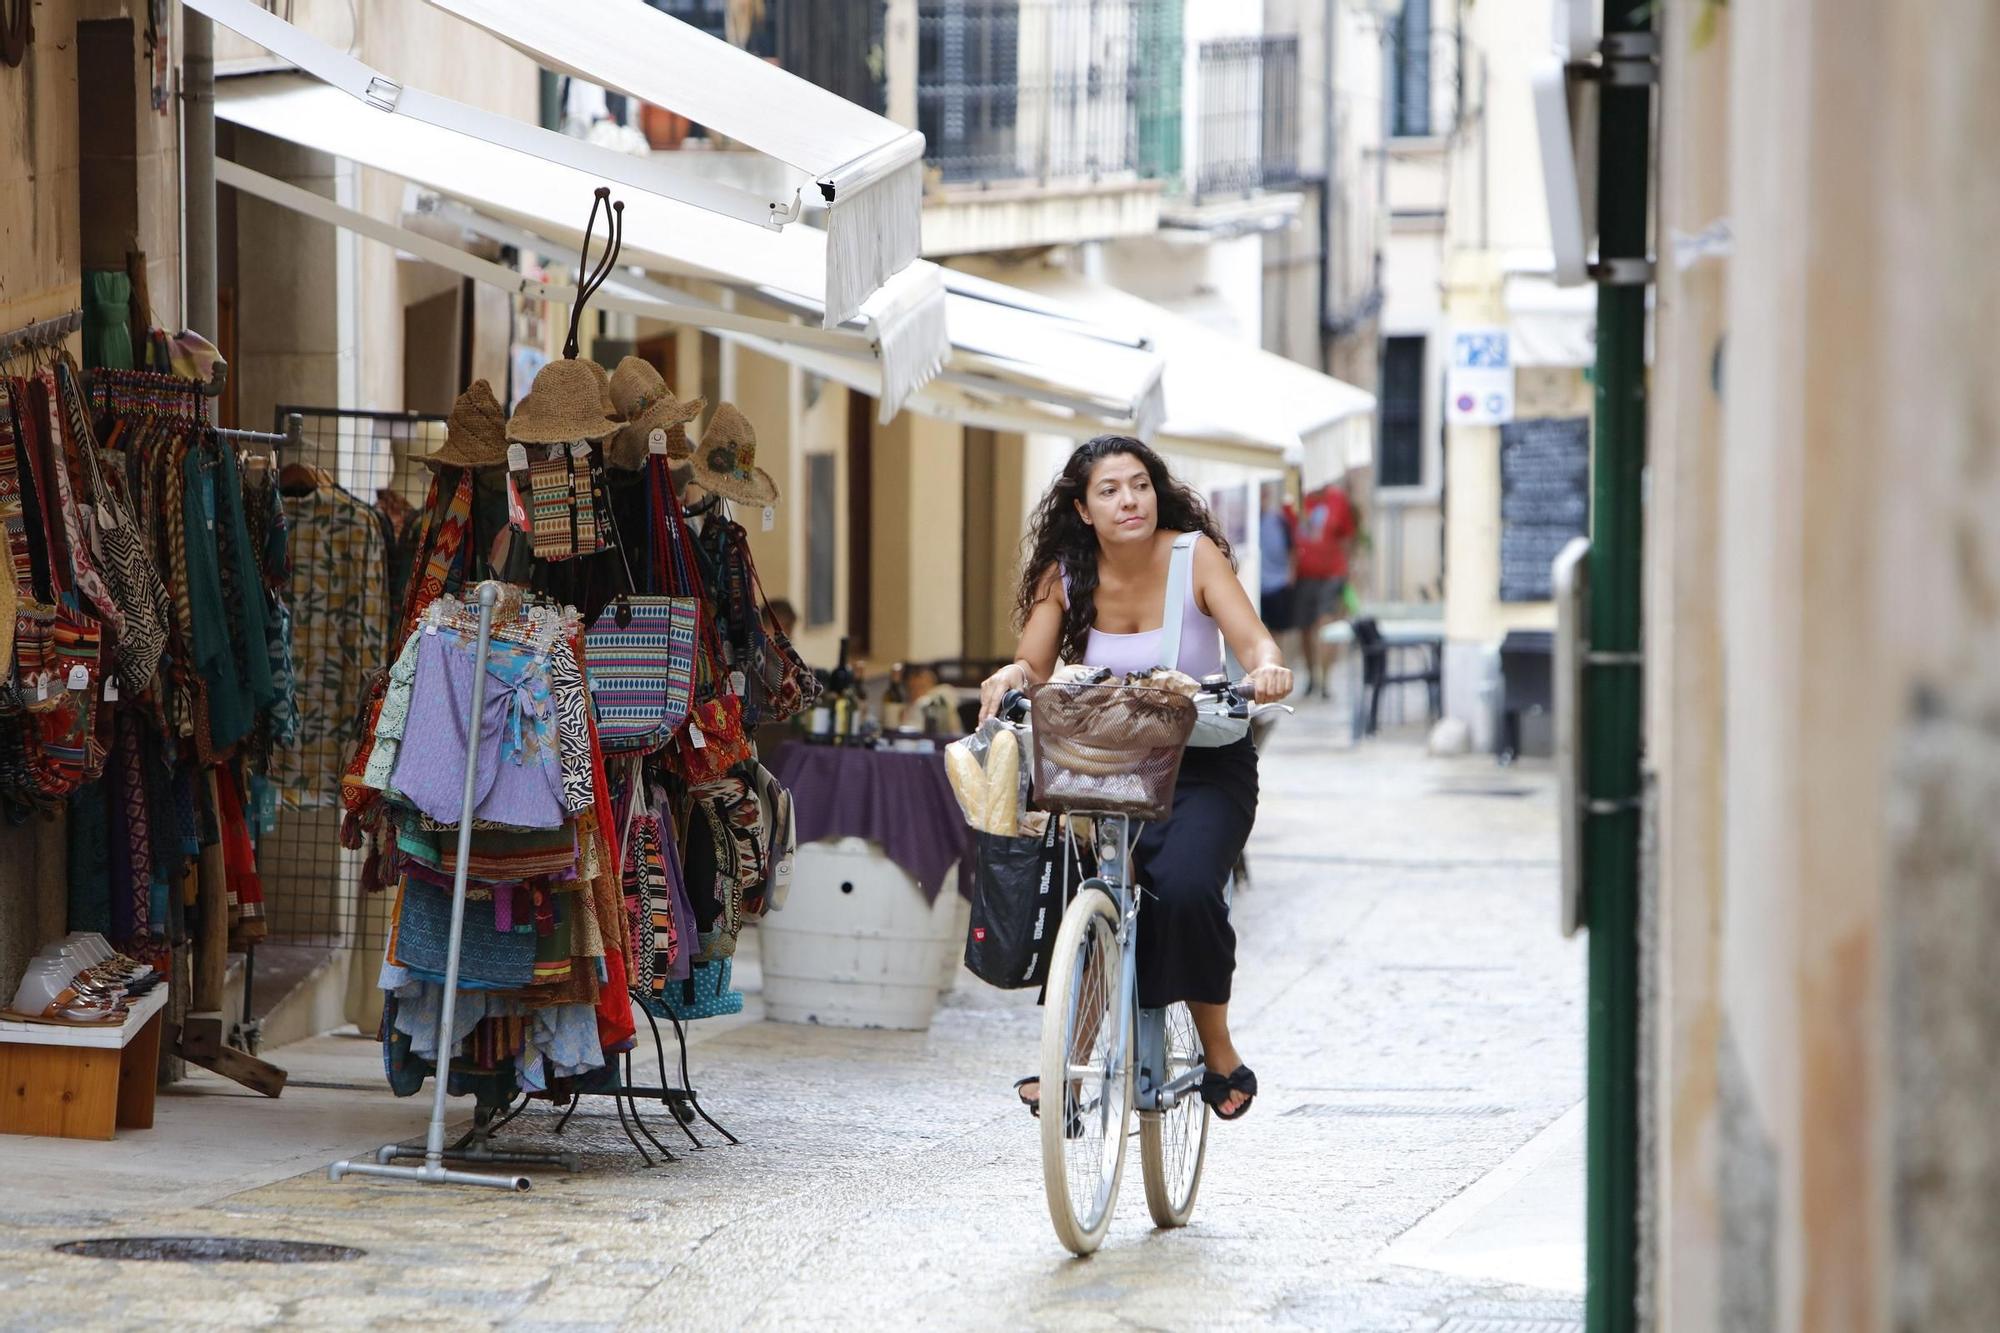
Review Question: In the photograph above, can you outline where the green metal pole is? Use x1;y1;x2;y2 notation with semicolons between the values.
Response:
1584;3;1652;1330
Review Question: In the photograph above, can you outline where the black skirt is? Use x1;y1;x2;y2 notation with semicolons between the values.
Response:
1131;736;1259;1008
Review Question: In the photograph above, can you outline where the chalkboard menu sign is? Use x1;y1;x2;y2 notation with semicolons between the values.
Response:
1499;416;1590;602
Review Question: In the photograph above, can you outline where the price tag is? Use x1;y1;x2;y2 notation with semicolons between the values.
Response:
729;671;746;697
102;675;120;703
649;428;668;456
506;443;530;472
761;505;775;532
569;440;591;461
66;665;89;692
687;721;707;750
35;678;48;703
425;620;439;635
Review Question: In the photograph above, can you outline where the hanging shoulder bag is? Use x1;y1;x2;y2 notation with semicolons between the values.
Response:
582;461;698;754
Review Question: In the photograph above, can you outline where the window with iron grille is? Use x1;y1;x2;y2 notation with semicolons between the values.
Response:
918;0;1162;187
1194;33;1300;198
1390;0;1432;138
1378;335;1426;487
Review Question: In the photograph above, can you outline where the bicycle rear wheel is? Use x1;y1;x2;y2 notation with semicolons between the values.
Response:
1139;1002;1210;1227
1040;886;1133;1256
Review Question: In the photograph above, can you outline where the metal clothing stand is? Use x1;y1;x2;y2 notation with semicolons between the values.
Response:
535;992;740;1167
329;580;577;1191
214;411;305;455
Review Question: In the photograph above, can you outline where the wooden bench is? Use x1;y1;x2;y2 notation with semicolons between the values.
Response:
0;986;168;1140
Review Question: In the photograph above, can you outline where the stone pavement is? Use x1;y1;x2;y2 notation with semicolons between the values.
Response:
0;703;1584;1331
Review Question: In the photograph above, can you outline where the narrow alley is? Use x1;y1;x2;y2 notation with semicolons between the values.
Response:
0;706;1583;1332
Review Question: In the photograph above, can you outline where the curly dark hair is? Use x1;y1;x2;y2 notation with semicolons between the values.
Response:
1015;436;1234;664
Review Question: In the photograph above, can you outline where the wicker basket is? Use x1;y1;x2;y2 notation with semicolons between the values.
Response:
1026;681;1197;820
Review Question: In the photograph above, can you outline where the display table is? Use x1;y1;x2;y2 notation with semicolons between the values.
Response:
0;986;169;1140
763;743;974;1031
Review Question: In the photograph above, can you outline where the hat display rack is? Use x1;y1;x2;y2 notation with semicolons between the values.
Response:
330;194;626;1191
330;189;742;1190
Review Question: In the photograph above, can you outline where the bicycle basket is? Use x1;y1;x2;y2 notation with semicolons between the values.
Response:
1026;681;1196;820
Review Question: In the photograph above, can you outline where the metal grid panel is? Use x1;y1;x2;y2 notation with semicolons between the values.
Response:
258;406;444;953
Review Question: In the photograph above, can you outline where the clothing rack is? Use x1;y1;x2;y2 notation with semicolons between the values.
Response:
216;412;304;453
0;308;83;359
329;580;578;1191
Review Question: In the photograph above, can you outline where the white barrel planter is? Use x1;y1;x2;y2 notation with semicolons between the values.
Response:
762;837;962;1031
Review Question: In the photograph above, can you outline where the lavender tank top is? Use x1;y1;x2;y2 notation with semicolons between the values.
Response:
1064;532;1225;678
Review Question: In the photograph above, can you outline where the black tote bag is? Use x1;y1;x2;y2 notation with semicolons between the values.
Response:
964;816;1071;991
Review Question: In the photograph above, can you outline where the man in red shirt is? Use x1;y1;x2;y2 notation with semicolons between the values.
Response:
1293;484;1356;697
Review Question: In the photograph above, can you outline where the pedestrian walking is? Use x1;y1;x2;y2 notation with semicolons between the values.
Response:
1258;482;1296;646
1293;482;1356;699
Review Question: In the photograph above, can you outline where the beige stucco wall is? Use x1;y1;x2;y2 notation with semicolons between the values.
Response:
869;410;966;667
1646;0;2000;1328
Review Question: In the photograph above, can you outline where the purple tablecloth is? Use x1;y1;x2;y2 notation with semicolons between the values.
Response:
769;741;972;904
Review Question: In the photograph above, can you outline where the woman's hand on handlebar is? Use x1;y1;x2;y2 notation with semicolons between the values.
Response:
979;662;1034;723
1241;663;1294;705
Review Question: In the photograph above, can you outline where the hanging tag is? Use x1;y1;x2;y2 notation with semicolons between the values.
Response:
425;619;439;636
687;721;707;750
102;675;120;703
648;428;669;456
506;442;529;472
569;440;591;461
65;665;87;691
505;472;530;531
761;505;775;532
729;670;746;697
34;677;48;703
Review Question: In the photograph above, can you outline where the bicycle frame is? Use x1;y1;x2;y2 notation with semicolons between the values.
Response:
1075;814;1207;1118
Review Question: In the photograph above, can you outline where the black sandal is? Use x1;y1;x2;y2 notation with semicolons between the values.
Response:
1199;1064;1258;1121
1015;1076;1087;1138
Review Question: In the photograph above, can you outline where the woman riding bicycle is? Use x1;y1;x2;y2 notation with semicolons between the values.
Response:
980;436;1293;1122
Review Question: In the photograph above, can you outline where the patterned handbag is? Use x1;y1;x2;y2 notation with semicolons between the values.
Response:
582;485;697;753
62;366;170;693
584;596;697;753
707;518;820;726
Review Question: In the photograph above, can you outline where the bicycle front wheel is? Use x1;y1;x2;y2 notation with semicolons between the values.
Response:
1040;886;1133;1256
1139;1002;1210;1228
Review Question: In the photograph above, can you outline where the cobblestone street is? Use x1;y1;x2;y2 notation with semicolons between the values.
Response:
0;704;1584;1331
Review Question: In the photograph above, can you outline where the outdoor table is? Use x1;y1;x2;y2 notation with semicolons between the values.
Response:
767;740;972;905
761;741;975;1030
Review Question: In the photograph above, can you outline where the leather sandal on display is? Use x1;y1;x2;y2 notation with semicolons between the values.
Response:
1200;1064;1258;1121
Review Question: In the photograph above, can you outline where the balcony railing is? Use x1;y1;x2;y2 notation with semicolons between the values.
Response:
918;0;1178;188
1192;33;1300;199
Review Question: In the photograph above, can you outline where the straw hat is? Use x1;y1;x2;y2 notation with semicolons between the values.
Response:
689;403;778;506
606;356;704;470
421;380;510;470
506;357;620;444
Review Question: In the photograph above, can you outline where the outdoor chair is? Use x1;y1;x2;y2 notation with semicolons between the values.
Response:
1352;617;1443;736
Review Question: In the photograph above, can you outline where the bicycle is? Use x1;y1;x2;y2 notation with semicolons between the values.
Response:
1001;676;1281;1256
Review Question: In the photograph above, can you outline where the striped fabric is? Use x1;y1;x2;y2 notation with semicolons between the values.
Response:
529;452;572;559
582;595;697;753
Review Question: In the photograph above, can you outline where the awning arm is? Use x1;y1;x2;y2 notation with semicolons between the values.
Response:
187;0;800;232
214;158;875;354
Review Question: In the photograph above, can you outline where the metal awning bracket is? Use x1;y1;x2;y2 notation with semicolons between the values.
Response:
364;76;402;112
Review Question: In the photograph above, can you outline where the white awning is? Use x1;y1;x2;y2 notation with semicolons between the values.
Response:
1504;272;1598;368
215;75;949;415
187;0;918;325
422;0;924;326
977;261;1378;467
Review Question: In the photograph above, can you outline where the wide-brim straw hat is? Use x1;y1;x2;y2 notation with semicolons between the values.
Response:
689;402;778;507
422;379;511;470
607;356;704;470
507;356;620;444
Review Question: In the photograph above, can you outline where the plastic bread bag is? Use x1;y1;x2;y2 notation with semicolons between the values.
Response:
945;717;1031;836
